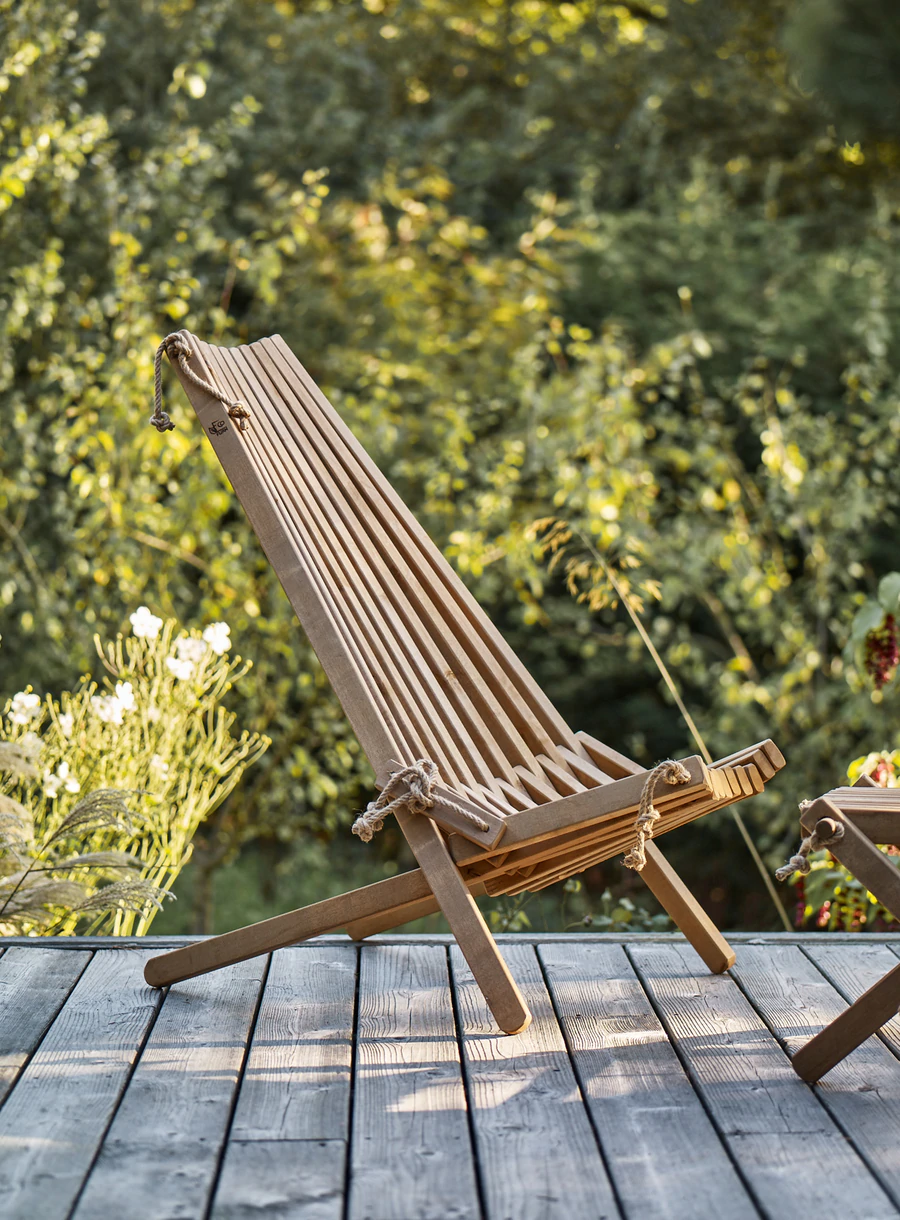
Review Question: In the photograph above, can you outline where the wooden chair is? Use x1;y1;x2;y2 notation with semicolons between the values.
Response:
783;775;900;1081
143;331;785;1034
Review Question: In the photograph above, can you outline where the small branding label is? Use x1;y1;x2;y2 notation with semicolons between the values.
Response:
208;420;228;436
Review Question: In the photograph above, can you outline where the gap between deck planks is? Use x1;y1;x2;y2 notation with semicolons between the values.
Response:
2;938;900;1220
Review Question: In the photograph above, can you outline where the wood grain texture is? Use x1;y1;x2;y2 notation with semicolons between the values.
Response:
212;1139;345;1220
451;941;620;1220
348;944;480;1220
539;942;755;1220
72;956;266;1220
735;944;900;1206
0;946;91;1106
230;946;356;1141
631;942;895;1220
0;949;160;1220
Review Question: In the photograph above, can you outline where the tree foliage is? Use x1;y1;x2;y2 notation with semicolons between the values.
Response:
3;0;900;930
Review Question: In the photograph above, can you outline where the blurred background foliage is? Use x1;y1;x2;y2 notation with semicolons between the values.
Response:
2;0;900;934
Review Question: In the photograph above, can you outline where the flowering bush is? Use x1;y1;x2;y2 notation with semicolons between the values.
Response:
0;611;269;935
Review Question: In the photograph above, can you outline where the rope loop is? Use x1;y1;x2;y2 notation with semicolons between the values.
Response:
623;759;691;871
151;332;252;434
775;803;845;881
351;759;490;843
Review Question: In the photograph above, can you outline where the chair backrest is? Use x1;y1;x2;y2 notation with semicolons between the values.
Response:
173;332;592;808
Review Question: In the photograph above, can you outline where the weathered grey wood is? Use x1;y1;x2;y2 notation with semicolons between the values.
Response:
539;942;756;1220
805;941;900;1057
229;945;356;1140
451;941;620;1220
72;956;266;1220
212;1139;345;1220
630;942;895;1220
347;944;479;1220
0;949;160;1220
736;944;900;1205
0;946;91;1106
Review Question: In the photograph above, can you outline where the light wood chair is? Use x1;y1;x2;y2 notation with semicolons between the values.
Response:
785;775;900;1081
143;331;785;1034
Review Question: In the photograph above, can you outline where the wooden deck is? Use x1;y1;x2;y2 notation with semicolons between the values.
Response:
2;934;900;1219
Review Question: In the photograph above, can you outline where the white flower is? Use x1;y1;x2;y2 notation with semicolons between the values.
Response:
8;691;41;725
57;761;80;793
43;760;80;799
19;731;42;761
165;656;195;681
202;622;231;656
147;704;161;723
58;712;74;739
150;753;170;778
130;606;163;639
175;636;207;664
91;694;126;725
115;681;136;711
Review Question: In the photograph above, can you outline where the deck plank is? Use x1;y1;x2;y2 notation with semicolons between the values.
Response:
72;956;266;1220
451;941;619;1220
211;945;357;1220
0;946;91;1107
735;943;900;1210
0;948;160;1220
803;942;900;1059
539;941;756;1220
347;943;480;1220
213;1139;347;1220
630;942;895;1220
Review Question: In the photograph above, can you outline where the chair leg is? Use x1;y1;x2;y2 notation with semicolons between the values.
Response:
143;868;434;987
396;809;532;1034
640;841;735;973
792;960;900;1082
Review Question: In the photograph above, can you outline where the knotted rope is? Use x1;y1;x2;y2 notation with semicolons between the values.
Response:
623;759;692;871
775;801;845;881
351;759;490;843
151;333;252;434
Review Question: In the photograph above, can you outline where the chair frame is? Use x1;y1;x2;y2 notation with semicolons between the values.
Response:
790;775;900;1081
143;332;784;1034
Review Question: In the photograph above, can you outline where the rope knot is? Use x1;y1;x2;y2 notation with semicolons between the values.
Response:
775;808;845;881
351;759;490;843
623;759;691;872
151;332;253;435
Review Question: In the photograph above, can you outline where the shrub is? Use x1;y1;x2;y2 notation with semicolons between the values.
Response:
0;611;269;934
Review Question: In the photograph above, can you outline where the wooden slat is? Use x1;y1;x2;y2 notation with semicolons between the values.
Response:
244;338;565;776
539;942;757;1220
207;344;475;791
169;336;401;777
73;958;266;1220
630;943;895;1220
347;945;480;1220
452;757;714;867
0;946;91;1107
733;944;900;1208
451;942;620;1220
0;949;161;1220
263;334;578;756
223;344;509;793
